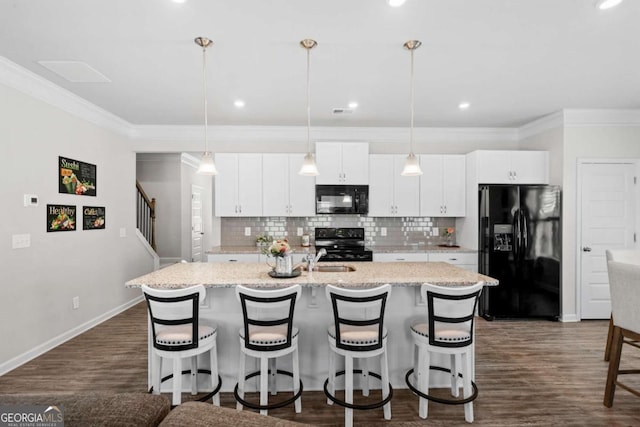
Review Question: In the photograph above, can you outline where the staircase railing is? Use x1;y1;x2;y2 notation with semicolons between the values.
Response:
136;181;156;251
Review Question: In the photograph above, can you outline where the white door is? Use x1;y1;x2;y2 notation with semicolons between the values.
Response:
580;162;636;319
191;185;204;262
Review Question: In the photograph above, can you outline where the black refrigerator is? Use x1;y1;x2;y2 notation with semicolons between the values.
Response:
479;185;561;320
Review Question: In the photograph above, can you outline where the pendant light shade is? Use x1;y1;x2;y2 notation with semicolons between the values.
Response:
299;39;319;176
195;36;218;175
401;40;423;177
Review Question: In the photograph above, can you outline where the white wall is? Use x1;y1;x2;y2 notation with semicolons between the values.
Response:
0;82;154;372
561;126;640;321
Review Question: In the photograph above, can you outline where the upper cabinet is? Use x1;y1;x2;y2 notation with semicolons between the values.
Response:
474;150;549;184
262;153;315;217
368;154;420;217
420;155;466;217
315;142;369;185
215;153;263;216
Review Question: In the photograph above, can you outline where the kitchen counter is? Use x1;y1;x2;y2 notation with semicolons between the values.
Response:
128;262;496;393
206;244;474;255
126;261;495;289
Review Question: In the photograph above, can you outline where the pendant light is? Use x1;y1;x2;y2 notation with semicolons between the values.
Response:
401;40;423;176
299;39;319;176
195;37;218;175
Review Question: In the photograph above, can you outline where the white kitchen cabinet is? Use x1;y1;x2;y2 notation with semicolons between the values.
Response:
315;142;369;185
207;253;260;263
428;252;477;272
474;150;548;184
368;155;420;217
215;153;262;216
420;155;466;217
262;154;315;217
373;252;428;262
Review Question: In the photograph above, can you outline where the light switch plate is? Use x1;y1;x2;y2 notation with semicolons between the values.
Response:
380;227;387;236
12;234;31;249
297;227;303;236
23;194;39;207
244;227;251;236
433;227;439;237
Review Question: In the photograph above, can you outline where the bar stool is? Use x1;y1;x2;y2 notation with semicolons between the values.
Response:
324;284;393;427
142;285;221;406
604;261;640;407
405;282;483;423
604;250;640;361
234;284;303;415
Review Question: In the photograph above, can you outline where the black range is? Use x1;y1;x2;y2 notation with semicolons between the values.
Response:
314;227;373;262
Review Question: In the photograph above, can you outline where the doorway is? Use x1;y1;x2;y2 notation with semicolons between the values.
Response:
191;184;205;262
578;161;637;319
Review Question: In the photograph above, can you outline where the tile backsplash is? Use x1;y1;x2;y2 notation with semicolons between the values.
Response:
221;216;456;247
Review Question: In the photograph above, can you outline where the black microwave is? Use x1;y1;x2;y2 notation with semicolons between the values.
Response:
316;185;368;215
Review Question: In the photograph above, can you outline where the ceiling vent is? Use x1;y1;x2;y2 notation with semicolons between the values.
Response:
332;108;354;115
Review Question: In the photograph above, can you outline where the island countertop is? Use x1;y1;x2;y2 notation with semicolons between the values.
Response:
125;261;497;289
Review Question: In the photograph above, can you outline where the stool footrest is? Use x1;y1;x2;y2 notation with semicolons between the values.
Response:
149;369;222;405
234;369;303;411
323;369;393;410
405;366;478;405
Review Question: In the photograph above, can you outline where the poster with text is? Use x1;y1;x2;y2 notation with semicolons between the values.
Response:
59;156;97;196
47;204;76;232
83;206;106;230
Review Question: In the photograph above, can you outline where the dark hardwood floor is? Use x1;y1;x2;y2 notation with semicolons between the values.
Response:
1;302;639;426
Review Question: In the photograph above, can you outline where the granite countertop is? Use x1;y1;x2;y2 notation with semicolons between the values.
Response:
126;261;497;290
207;245;475;254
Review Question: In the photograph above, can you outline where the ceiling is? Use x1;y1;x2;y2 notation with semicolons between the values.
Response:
1;0;639;129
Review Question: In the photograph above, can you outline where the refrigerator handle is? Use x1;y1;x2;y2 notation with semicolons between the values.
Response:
513;209;521;259
521;211;528;255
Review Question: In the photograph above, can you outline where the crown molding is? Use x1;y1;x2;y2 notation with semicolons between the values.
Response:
518;111;565;140
0;56;133;137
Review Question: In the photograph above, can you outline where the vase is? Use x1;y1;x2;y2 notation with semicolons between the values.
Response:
274;254;293;275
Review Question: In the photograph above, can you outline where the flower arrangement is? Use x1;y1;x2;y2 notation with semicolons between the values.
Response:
444;227;455;237
265;238;291;257
256;233;272;247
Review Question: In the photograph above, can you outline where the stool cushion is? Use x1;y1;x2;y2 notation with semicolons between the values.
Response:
410;322;470;343
328;324;387;345
239;325;299;345
156;324;216;346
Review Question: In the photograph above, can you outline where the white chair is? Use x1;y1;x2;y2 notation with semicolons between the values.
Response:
604;250;640;361
234;285;302;415
405;282;483;423
142;285;220;406
604;261;640;407
324;284;392;427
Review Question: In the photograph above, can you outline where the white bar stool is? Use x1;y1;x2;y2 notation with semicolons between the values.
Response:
324;284;393;427
234;284;303;416
405;282;483;423
142;285;221;407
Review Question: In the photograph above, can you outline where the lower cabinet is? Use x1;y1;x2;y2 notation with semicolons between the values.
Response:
372;252;428;262
207;254;260;263
428;252;478;272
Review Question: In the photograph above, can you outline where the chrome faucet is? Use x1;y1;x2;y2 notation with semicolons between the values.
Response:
306;248;327;271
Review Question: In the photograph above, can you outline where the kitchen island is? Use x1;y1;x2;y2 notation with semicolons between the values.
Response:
126;262;497;393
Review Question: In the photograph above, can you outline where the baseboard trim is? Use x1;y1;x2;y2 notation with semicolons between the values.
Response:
560;313;579;323
0;296;144;376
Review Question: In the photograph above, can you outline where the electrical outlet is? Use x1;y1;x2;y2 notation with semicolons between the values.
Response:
23;194;39;207
380;227;387;236
297;227;303;236
433;227;439;237
244;227;251;236
72;296;80;310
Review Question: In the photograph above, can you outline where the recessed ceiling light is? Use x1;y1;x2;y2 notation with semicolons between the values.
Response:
596;0;624;10
458;102;471;110
348;102;358;109
388;0;407;7
234;100;245;108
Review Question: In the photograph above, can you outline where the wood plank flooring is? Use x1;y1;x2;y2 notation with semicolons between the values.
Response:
1;302;639;426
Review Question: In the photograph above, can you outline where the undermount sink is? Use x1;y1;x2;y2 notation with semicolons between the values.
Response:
301;265;356;273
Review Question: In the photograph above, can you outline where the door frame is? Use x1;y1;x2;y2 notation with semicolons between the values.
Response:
191;184;206;263
575;158;639;320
